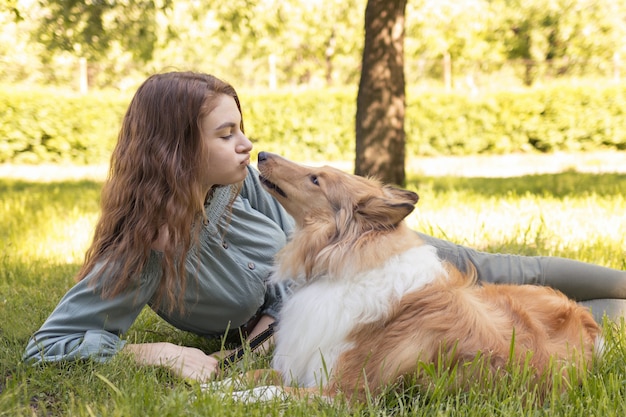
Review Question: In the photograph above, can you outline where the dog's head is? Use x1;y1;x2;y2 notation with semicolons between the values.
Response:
257;152;419;281
258;152;418;230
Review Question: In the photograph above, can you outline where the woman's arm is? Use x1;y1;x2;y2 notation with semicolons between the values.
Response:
246;314;275;354
24;256;224;381
23;259;159;363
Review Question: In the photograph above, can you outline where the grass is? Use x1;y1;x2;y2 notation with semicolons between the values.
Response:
1;168;625;416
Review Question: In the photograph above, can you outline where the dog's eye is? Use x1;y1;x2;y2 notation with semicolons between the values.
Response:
310;175;319;186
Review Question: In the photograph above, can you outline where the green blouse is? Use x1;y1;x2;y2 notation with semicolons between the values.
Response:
24;166;294;363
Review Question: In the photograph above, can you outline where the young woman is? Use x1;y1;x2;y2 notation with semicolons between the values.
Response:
24;71;626;382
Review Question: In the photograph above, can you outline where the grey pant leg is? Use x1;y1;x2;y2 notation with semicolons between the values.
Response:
417;232;626;322
579;299;626;324
417;232;545;285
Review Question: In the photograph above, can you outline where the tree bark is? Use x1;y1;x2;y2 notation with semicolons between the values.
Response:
355;0;407;186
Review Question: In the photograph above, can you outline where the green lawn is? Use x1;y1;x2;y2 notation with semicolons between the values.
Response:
1;170;625;416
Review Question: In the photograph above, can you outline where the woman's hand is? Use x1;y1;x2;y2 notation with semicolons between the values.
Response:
123;342;219;382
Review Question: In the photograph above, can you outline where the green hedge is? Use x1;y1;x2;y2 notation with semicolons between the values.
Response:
0;88;128;164
242;89;357;162
1;84;625;164
406;86;626;156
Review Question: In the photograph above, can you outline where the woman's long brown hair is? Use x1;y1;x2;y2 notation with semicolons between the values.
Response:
76;71;244;313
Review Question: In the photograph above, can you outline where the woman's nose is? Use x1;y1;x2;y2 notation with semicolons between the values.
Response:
238;135;253;152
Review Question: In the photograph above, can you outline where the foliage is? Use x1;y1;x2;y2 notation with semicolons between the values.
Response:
491;0;626;85
2;83;626;164
2;0;624;89
243;88;357;162
0;87;127;164
406;0;505;75
1;170;625;415
405;83;626;156
31;0;172;63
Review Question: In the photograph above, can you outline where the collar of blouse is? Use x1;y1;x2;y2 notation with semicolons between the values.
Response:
205;185;235;234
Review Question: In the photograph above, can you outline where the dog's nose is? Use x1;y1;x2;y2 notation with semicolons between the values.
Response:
258;152;267;163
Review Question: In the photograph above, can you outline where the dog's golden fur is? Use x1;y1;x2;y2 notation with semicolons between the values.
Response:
251;152;601;402
333;269;600;398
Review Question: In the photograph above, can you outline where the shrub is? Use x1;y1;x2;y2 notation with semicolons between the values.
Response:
1;83;625;164
0;88;127;164
405;84;626;156
241;88;357;161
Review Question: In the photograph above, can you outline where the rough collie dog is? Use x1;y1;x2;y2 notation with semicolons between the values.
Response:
244;152;601;402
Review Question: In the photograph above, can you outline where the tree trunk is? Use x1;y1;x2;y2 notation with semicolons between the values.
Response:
355;0;407;186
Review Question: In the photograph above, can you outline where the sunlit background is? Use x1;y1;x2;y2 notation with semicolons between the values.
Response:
2;0;625;92
1;0;625;268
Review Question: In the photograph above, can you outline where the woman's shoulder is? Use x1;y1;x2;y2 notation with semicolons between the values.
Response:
81;251;163;293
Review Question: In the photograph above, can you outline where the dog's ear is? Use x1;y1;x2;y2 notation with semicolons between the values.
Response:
355;187;418;228
383;186;419;205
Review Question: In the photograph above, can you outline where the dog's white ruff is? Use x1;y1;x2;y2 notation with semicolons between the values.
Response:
271;244;446;387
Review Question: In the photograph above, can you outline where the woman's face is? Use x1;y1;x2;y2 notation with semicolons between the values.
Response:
200;94;253;191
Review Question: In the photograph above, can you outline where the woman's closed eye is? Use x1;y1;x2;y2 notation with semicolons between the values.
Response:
216;128;234;140
214;121;237;139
